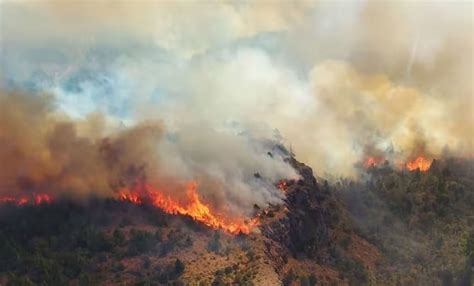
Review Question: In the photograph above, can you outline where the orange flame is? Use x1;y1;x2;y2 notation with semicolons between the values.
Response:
119;191;142;204
119;182;259;234
0;193;53;206
363;156;385;168
406;156;432;172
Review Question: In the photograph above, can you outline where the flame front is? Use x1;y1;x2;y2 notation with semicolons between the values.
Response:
406;156;432;172
0;193;53;206
119;182;259;234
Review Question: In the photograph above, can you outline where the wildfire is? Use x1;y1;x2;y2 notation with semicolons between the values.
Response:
363;156;385;169
277;180;288;192
119;182;259;234
119;191;142;204
406;156;432;172
0;193;53;206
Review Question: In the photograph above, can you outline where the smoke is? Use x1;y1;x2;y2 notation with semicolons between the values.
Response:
0;90;297;217
306;60;472;174
0;0;472;185
0;90;158;199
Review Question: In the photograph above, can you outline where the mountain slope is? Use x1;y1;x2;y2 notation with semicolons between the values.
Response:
0;157;472;285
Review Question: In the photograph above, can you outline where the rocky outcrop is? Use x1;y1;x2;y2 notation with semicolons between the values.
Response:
261;157;331;260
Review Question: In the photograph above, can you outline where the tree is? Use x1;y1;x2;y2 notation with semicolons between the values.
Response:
174;259;185;276
0;241;20;271
113;229;126;246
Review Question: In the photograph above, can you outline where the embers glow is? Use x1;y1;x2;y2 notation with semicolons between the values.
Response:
0;193;53;206
277;180;288;192
119;182;259;234
406;156;432;172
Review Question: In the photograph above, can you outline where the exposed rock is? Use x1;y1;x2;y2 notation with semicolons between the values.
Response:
261;157;331;261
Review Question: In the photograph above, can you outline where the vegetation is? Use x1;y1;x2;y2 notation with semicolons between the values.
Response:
0;200;189;285
0;158;471;285
336;158;474;285
207;231;223;254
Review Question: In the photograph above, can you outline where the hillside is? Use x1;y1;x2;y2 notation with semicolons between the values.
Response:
337;158;474;285
0;157;472;286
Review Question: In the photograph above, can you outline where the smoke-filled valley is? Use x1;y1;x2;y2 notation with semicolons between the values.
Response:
0;1;473;285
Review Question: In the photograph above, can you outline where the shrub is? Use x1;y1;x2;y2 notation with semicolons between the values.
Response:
142;256;151;269
127;230;156;256
174;259;185;276
111;262;125;272
282;270;296;286
308;274;317;286
113;229;126;246
6;273;34;286
60;252;86;278
207;232;222;254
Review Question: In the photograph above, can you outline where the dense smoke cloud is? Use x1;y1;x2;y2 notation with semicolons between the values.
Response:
0;0;472;188
0;91;296;217
0;91;158;199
